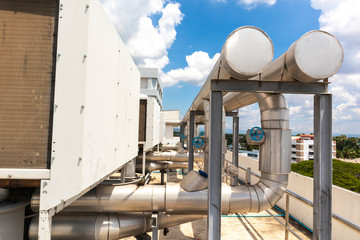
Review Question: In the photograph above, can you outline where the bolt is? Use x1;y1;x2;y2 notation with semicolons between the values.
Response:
7;174;12;178
43;182;47;187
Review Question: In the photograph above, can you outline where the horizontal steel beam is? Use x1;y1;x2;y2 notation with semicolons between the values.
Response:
190;111;205;116
211;80;328;94
225;112;238;117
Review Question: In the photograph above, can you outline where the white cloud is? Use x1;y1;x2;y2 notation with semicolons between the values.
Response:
161;51;220;87
236;104;261;130
238;0;276;8
311;0;360;74
293;0;360;134
101;0;183;69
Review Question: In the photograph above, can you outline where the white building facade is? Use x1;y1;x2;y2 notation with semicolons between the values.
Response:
291;135;336;162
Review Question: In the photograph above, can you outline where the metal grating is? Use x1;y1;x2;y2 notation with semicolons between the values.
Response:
0;0;58;169
138;99;147;142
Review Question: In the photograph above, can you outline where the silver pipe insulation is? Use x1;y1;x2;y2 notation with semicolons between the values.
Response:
32;84;291;217
28;212;204;240
259;30;343;83
222;30;343;111
32;182;283;214
137;151;204;162
182;26;274;122
135;160;188;173
160;144;180;151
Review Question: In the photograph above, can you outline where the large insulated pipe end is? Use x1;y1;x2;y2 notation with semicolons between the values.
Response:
221;26;274;79
286;30;343;82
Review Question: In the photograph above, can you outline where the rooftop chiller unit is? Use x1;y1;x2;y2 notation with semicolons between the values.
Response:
0;0;140;238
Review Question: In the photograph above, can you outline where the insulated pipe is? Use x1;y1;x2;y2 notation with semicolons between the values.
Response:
259;30;343;83
28;213;204;240
32;93;291;215
135;160;188;173
222;30;343;112
160;143;180;151
182;26;274;123
32;183;276;214
137;151;204;162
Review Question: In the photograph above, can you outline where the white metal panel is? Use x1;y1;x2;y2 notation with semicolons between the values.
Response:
0;169;50;180
159;112;164;143
39;0;140;212
144;97;161;151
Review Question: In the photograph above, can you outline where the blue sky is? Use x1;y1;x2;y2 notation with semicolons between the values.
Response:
101;0;360;135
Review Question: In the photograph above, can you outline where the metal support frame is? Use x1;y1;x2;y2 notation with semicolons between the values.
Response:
38;210;52;239
211;79;328;94
246;167;251;185
231;113;239;186
208;90;223;240
206;79;331;240
180;122;186;147
160;170;165;185
313;94;332;240
189;113;195;172
151;212;159;240
120;167;125;183
142;144;146;176
188;111;204;172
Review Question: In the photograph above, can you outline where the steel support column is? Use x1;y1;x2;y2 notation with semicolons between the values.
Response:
38;210;52;239
313;94;332;240
231;114;239;186
189;112;195;172
180;122;186;147
208;90;223;240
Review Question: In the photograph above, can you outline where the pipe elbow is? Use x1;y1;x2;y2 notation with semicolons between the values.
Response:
249;178;287;212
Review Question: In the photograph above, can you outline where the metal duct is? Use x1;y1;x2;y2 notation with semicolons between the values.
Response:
137;151;204;162
31;85;291;232
182;26;274;122
28;212;204;240
135;160;187;173
32;92;290;215
260;30;343;83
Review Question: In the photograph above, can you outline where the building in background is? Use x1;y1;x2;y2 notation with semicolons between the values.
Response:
161;110;181;146
291;135;336;162
138;68;163;151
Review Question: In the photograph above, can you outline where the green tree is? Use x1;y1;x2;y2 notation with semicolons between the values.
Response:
291;160;360;193
333;135;360;159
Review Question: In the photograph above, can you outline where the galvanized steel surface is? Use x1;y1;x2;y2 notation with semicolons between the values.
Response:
180;170;208;192
29;212;204;240
138;151;204;162
182;26;274;123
